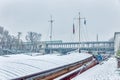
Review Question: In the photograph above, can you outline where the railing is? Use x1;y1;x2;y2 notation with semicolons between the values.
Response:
45;41;114;53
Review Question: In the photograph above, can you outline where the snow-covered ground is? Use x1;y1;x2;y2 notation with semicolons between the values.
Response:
72;57;120;80
0;52;92;80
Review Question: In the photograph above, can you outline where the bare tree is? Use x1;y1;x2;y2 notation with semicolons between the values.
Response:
11;36;18;50
0;27;4;47
26;32;41;52
1;30;9;49
0;26;24;54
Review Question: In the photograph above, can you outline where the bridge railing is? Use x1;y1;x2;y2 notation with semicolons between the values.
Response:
46;41;114;49
44;41;114;54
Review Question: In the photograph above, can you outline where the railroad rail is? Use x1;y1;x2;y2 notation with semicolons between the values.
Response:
58;59;98;80
13;56;93;80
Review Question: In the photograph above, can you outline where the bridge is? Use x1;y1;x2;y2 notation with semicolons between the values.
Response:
1;32;120;55
44;41;114;54
1;32;118;55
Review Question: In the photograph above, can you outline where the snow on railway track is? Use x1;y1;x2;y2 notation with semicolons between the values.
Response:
0;52;93;80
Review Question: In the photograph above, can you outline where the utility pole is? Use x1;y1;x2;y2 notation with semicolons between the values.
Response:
96;34;98;42
49;15;54;54
17;32;21;50
96;34;99;53
76;12;86;53
78;12;81;52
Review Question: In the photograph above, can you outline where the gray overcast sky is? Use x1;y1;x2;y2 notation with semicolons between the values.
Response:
0;0;120;42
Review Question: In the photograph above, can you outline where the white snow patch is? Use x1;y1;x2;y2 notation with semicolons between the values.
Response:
72;57;120;80
0;52;92;79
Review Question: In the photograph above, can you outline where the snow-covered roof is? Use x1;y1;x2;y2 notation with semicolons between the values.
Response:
0;52;92;80
72;57;120;80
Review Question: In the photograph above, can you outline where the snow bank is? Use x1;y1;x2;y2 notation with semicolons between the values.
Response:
72;57;120;80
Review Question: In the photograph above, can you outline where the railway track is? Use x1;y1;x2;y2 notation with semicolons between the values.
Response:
13;56;93;80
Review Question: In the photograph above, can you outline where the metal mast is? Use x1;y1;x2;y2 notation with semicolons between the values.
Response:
78;12;81;53
49;15;54;54
97;34;99;52
77;12;86;53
